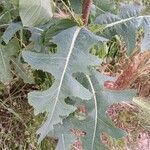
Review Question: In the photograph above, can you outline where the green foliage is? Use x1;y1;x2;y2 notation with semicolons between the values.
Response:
22;26;107;142
95;3;150;54
50;71;135;150
0;0;34;84
93;0;116;14
43;19;78;46
0;0;19;24
69;0;83;13
0;0;150;149
19;0;53;27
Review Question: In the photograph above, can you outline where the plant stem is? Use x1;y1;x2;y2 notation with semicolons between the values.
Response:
82;0;93;26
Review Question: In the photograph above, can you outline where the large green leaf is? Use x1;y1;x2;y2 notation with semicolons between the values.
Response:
95;4;150;54
19;0;53;27
0;0;18;24
22;26;108;142
51;71;136;150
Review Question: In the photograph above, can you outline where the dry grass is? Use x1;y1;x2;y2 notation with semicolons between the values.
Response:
0;78;57;150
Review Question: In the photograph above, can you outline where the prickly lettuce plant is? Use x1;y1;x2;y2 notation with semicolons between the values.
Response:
0;0;150;149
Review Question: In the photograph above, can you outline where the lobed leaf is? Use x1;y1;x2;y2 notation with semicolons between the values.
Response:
51;71;136;150
95;4;150;54
22;26;108;142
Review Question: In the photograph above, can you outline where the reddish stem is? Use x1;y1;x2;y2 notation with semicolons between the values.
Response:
82;0;93;26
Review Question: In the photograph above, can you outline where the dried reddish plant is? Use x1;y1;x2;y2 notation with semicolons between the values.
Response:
105;103;150;150
82;0;93;26
104;51;150;97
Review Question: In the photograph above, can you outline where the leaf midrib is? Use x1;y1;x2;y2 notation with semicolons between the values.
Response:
86;75;98;150
48;27;81;127
104;15;150;29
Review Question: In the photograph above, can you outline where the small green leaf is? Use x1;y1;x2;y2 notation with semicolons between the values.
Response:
4;38;20;56
43;19;78;45
94;0;116;14
2;22;23;44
